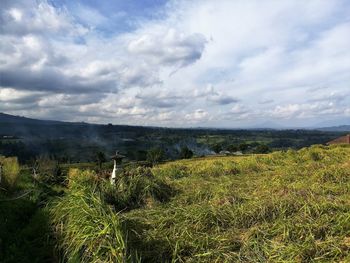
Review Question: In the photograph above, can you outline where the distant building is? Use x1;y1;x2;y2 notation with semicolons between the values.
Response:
327;134;350;145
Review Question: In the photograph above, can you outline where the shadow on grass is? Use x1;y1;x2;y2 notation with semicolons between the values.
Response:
0;182;62;263
122;218;173;262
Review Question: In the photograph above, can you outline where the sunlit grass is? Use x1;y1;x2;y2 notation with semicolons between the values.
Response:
50;145;350;262
49;170;136;262
0;156;20;192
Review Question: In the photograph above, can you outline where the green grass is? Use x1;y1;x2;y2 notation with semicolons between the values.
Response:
0;156;20;192
124;145;350;262
49;169;141;263
46;145;350;262
0;169;58;263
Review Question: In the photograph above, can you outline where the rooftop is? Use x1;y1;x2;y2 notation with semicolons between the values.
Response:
111;151;125;160
327;134;350;145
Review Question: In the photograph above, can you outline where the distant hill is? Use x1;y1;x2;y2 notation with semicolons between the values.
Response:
0;112;346;163
317;125;350;132
0;112;64;125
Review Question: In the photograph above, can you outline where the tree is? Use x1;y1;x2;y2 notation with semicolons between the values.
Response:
147;147;165;165
227;144;238;152
212;144;222;154
254;144;270;154
238;143;249;152
96;151;106;169
179;146;193;159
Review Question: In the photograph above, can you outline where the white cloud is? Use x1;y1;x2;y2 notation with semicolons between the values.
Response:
185;109;209;123
270;102;347;119
8;8;23;22
1;0;349;127
128;28;206;67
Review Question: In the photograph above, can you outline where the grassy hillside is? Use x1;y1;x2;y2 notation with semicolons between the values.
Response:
48;144;350;262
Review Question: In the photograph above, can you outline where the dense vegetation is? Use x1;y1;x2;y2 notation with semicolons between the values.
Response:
1;144;349;262
1;112;348;163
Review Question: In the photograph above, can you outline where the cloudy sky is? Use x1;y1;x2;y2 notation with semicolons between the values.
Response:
0;0;349;128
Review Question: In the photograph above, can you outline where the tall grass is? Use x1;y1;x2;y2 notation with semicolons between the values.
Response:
102;166;174;211
0;156;20;192
49;169;137;263
49;145;350;262
123;145;350;262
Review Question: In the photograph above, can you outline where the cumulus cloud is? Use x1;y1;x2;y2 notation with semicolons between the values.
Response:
128;28;206;68
0;0;349;127
270;102;346;119
0;0;86;36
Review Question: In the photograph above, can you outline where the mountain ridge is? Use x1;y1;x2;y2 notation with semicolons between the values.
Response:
1;112;349;131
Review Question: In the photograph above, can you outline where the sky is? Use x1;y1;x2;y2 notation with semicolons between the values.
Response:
0;0;349;128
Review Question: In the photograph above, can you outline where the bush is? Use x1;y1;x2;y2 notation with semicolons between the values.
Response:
0;156;20;192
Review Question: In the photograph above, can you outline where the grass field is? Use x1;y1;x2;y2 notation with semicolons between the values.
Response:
1;145;349;262
46;144;350;262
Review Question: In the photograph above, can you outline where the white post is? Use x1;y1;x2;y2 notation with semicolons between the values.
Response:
33;167;38;180
110;159;117;184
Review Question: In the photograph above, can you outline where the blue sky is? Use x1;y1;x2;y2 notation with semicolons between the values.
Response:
0;0;349;128
52;0;169;34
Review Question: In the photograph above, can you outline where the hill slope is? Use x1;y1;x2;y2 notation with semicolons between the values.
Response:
0;112;63;125
50;144;350;262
